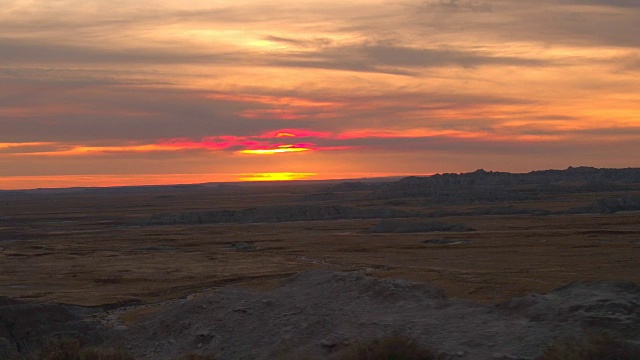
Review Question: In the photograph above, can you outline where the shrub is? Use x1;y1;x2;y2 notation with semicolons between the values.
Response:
32;338;134;360
180;353;217;360
336;335;443;360
539;333;640;360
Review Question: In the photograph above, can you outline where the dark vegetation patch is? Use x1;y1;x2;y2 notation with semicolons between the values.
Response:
539;333;640;360
229;242;257;251
423;239;473;245
371;219;475;233
335;335;446;360
565;196;640;214
16;338;133;360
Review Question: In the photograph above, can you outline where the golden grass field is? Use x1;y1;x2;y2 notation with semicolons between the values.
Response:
1;181;639;306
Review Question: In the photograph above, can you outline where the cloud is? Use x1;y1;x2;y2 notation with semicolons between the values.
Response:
262;35;307;47
408;0;640;48
0;38;242;66
557;0;640;8
0;77;322;142
421;0;493;12
270;42;548;75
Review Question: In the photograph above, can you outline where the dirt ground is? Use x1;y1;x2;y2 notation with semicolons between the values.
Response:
1;181;639;306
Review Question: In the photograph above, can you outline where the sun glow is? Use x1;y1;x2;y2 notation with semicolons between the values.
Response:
238;144;311;155
275;132;296;138
238;172;317;181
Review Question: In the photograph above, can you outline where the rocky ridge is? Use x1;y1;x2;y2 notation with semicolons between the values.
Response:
113;271;640;360
3;272;640;359
307;167;640;204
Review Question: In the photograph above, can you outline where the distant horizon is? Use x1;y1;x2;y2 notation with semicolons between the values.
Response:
0;172;413;191
2;165;638;191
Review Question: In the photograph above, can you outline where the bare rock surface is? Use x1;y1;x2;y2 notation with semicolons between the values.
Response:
112;271;640;360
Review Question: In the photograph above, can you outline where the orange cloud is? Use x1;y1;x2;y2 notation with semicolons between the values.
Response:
240;109;310;120
204;93;340;108
17;143;201;156
260;128;333;138
2;126;564;160
275;132;296;137
0;142;56;149
204;92;343;120
238;144;312;155
336;128;563;143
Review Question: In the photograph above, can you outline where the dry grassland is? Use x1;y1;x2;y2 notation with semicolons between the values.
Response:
1;182;638;306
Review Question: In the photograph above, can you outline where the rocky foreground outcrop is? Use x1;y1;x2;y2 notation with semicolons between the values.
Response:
3;272;639;359
114;271;640;360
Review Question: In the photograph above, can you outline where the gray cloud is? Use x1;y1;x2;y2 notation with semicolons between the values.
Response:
409;0;640;48
0;39;243;66
421;0;493;12
557;0;640;8
270;42;548;76
263;36;307;47
0;66;534;144
361;44;546;67
0;77;312;142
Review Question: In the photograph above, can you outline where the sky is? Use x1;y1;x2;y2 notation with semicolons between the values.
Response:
1;0;639;189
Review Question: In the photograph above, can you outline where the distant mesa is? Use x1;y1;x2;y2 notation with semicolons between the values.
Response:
139;167;640;225
300;166;640;205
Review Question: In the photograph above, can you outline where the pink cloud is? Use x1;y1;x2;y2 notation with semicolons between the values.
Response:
259;128;333;139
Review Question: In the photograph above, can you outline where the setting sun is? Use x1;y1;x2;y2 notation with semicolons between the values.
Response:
238;172;317;181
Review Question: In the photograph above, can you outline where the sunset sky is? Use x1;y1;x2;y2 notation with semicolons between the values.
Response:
1;0;639;189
